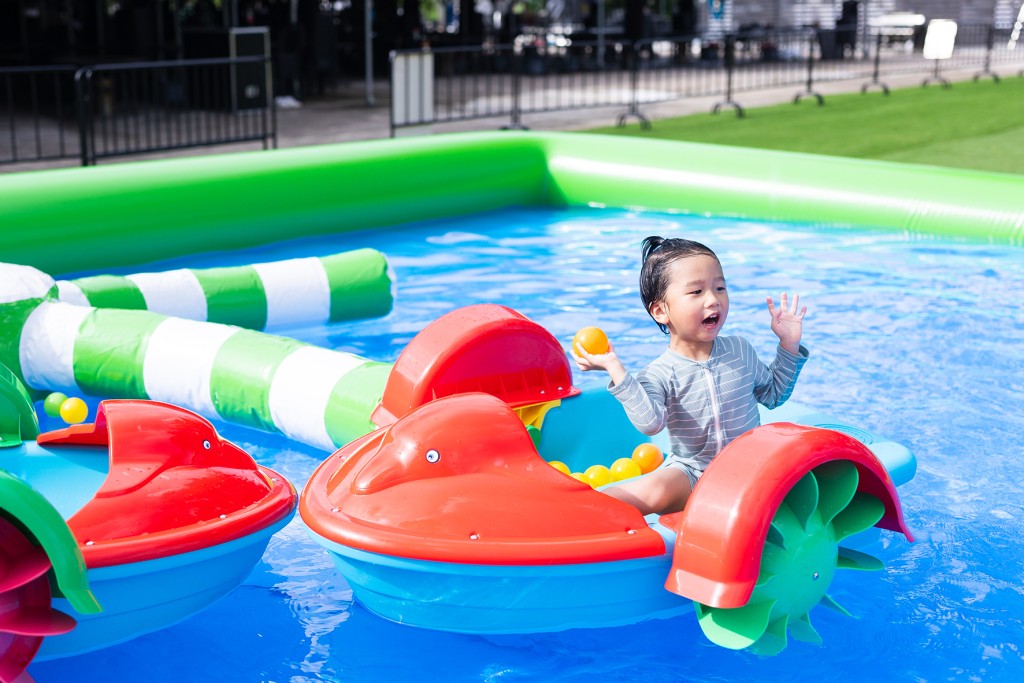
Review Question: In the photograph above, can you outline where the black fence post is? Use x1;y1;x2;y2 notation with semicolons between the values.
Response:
712;34;744;117
973;24;1001;84
503;47;528;130
616;39;652;128
861;32;890;95
794;30;824;105
75;67;94;166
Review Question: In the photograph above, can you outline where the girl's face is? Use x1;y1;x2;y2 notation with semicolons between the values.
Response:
649;254;729;360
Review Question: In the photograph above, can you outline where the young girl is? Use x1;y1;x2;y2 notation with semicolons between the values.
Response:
572;236;809;515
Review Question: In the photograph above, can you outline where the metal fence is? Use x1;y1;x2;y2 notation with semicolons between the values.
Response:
390;22;1024;134
76;56;276;166
2;65;79;165
2;56;276;168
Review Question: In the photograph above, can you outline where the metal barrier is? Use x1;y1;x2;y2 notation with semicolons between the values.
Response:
76;56;276;166
2;57;276;168
1;65;79;166
390;22;1024;134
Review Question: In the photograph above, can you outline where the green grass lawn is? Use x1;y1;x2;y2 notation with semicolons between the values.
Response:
586;77;1024;175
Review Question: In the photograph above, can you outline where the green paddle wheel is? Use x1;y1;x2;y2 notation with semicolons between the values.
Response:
694;460;887;655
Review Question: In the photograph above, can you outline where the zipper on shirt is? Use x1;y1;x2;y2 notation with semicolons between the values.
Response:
702;366;724;454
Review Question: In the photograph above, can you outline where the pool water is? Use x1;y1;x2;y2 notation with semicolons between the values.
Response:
31;207;1024;682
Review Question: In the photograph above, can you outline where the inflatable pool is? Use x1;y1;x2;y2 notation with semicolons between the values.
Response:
1;131;1021;677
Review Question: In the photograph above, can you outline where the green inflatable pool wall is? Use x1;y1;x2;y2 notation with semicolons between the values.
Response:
1;132;1021;277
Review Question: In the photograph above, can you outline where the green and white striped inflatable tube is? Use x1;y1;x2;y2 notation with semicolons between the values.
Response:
55;248;394;331
2;264;390;451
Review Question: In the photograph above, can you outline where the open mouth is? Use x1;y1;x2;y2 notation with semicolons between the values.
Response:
702;313;720;329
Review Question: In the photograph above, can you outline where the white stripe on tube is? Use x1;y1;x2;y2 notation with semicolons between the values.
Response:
20;301;91;393
0;264;54;303
254;257;331;330
268;345;368;451
142;317;240;419
55;280;89;306
128;269;208;321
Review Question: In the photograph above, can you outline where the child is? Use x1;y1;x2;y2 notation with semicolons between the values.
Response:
572;236;809;515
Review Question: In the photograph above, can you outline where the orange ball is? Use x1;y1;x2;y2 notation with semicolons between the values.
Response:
573;326;609;356
610;457;642;481
631;443;664;474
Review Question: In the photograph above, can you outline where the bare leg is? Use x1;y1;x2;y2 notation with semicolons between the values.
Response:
602;467;693;516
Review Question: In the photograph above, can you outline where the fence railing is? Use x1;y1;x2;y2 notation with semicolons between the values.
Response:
76;56;276;166
2;56;276;168
2;65;79;165
390;22;1024;135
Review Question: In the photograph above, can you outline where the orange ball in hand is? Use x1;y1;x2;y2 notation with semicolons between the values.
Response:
573;327;609;356
631;443;664;474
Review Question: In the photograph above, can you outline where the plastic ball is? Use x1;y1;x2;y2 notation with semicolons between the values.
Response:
548;460;571;475
573;326;609;356
583;464;612;489
59;397;89;425
631;443;665;474
43;392;68;417
571;472;586;482
610;457;642;481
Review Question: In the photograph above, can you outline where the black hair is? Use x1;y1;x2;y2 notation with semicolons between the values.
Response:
639;236;720;335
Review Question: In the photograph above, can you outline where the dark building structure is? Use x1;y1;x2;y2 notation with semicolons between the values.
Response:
0;0;449;98
2;1;1016;99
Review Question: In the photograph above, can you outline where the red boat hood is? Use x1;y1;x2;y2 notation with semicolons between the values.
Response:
38;400;296;567
302;393;665;565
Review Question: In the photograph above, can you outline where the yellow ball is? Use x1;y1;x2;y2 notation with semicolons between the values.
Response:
631;443;665;474
572;326;609;356
570;472;586;482
548;460;571;475
583;464;612;489
610;457;642;481
59;397;89;425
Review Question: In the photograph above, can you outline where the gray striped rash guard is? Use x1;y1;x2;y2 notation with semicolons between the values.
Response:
609;336;809;478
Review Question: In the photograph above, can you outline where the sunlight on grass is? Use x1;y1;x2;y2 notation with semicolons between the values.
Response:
585;78;1024;175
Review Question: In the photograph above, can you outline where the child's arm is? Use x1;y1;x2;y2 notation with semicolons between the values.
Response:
573;343;667;435
766;292;806;354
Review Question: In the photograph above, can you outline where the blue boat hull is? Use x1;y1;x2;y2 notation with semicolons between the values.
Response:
37;514;292;660
317;536;692;634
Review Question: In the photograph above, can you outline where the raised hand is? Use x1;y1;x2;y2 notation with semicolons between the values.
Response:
571;342;628;385
766;292;807;354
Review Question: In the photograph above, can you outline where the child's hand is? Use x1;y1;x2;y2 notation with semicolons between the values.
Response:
571;342;627;384
767;292;807;354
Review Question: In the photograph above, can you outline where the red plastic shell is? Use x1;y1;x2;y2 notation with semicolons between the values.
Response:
37;400;296;568
370;304;580;427
302;393;665;565
663;422;914;608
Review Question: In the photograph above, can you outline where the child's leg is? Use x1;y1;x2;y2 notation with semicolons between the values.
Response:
601;467;693;516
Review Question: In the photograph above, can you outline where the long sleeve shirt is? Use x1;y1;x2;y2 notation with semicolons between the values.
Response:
609;335;809;476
